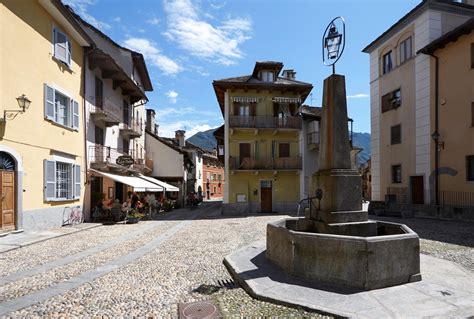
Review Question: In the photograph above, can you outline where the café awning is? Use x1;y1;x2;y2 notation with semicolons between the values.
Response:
138;175;179;192
90;169;163;192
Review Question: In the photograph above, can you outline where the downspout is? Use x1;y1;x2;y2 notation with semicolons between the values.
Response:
83;48;88;200
428;52;440;206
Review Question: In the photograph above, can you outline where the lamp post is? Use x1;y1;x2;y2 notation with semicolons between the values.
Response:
322;17;345;74
1;94;32;122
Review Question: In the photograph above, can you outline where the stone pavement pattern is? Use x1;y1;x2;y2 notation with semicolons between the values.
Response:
0;203;472;318
0;203;327;317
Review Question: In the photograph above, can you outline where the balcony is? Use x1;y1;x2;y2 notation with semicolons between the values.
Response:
229;115;301;130
89;97;121;127
229;156;302;170
89;145;151;174
119;118;142;138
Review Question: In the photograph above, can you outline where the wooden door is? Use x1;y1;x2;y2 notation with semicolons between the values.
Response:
239;143;251;166
1;171;15;230
411;176;424;204
260;180;272;213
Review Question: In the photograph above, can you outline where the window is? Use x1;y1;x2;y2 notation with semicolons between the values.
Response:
44;84;79;130
382;89;402;113
471;102;474;127
212;173;217;181
391;124;401;144
206;172;210;181
95;126;104;145
261;70;274;82
392;165;402;183
218;174;222;182
467;156;474;181
53;27;71;67
213;186;217;193
382;51;393;74
239;104;250;116
95;77;103;108
123;139;129;154
399;37;412;64
279;143;290;158
471;43;474;69
44;160;80;201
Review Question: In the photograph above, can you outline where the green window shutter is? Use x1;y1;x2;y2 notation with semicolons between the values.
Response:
44;84;55;120
44;160;56;201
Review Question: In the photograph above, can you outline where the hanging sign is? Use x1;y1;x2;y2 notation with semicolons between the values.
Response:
116;155;134;166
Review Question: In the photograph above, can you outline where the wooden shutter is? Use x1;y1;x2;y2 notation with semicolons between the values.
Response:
279;143;290;157
381;92;392;113
250;102;256;116
273;103;279;117
44;84;55;120
44;160;56;201
74;165;81;199
233;102;239;116
53;28;68;63
289;103;296;116
72;100;79;130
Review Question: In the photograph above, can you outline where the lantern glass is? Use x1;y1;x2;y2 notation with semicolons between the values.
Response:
16;94;31;111
325;25;342;60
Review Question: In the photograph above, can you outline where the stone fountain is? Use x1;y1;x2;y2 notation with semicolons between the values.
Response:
266;74;421;290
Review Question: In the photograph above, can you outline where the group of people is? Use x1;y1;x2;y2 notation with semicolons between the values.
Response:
95;192;162;220
187;192;201;209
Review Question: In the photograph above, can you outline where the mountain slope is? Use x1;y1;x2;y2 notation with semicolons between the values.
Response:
188;129;371;164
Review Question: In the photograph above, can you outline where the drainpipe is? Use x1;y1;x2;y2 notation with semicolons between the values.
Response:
83;49;88;190
428;52;440;206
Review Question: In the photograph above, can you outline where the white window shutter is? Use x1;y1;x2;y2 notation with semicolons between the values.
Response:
44;160;56;201
53;28;68;64
67;39;72;66
74;164;81;199
44;84;55;120
72;99;79;130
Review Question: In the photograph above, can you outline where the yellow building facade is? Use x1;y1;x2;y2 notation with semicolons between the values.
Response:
213;62;312;214
0;0;91;231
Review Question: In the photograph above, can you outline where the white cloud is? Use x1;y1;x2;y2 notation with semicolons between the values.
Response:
347;93;369;99
123;38;181;75
166;90;179;104
63;0;111;30
147;17;161;25
163;0;252;65
156;106;216;118
209;0;226;10
113;16;121;23
158;121;216;139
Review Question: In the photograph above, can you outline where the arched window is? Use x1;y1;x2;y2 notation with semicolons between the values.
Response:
0;152;15;171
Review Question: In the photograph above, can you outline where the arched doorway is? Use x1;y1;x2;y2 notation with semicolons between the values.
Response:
0;151;16;231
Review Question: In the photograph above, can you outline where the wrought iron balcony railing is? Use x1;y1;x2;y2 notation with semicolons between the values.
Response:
229;156;302;170
89;96;121;126
229;115;301;129
119;117;142;138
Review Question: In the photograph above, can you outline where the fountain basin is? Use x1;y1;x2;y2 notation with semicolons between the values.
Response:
266;218;421;290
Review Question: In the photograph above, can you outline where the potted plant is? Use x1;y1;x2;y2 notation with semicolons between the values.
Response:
126;209;144;224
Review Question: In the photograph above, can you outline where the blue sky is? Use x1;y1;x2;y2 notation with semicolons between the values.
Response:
65;0;420;137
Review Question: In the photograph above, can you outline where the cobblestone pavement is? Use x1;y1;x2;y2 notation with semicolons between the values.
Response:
372;215;474;271
1;203;328;318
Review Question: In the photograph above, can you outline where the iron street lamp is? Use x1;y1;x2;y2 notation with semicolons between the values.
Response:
16;94;31;112
1;94;32;122
322;17;346;74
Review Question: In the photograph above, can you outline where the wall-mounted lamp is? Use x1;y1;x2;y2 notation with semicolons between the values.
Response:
1;94;31;122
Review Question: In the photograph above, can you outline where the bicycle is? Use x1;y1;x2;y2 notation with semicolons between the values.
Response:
62;205;84;226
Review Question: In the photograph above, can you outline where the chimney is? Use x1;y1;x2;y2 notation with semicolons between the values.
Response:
175;130;185;147
154;123;159;135
212;148;218;157
282;69;296;80
146;109;156;132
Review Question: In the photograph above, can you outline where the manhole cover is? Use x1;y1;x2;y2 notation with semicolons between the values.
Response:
178;300;221;319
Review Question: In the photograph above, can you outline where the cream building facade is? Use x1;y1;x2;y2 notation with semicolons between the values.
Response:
0;0;91;231
363;0;474;205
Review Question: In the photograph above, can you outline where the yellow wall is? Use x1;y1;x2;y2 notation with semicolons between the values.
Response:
226;88;302;204
436;32;474;193
228;171;300;204
0;1;85;210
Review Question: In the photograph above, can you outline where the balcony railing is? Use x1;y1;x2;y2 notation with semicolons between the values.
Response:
229;115;301;129
307;132;320;145
89;96;121;126
229;156;302;170
119;118;142;138
89;145;150;173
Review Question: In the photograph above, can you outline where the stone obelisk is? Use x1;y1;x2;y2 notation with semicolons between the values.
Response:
307;74;363;223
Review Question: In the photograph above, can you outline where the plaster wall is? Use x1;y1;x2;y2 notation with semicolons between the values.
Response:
0;0;85;230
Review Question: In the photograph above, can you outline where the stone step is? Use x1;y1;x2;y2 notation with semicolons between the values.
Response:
325;210;368;223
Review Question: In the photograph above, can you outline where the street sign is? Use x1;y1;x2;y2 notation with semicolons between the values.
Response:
116;155;134;166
